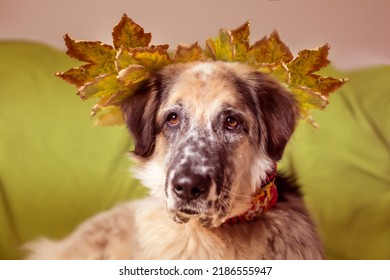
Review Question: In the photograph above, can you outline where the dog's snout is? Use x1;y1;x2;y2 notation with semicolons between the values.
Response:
172;173;210;202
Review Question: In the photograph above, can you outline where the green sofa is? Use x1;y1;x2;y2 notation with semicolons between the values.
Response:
0;41;389;259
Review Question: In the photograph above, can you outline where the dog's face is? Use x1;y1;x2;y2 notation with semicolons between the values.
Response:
122;61;298;227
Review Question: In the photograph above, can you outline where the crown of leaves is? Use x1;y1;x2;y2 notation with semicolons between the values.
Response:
57;14;346;127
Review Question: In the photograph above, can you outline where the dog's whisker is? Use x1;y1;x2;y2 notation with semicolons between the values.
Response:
228;192;253;199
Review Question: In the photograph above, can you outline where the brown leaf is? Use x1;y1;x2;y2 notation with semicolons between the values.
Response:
57;63;114;87
230;21;250;62
247;30;293;66
306;74;346;97
288;44;330;75
64;34;116;65
173;43;203;63
112;14;152;49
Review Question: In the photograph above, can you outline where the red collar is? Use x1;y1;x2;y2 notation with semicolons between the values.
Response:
225;164;278;224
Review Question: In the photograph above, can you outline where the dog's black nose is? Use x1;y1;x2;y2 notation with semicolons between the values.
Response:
172;173;210;202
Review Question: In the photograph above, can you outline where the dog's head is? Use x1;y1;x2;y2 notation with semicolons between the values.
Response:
121;61;299;227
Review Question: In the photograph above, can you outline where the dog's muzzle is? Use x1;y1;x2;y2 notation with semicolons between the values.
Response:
165;133;223;225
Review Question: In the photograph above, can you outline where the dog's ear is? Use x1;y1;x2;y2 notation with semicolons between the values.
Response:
121;81;160;158
250;72;299;161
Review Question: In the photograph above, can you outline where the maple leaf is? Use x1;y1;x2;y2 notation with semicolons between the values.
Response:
112;14;151;49
247;30;293;67
206;29;234;61
56;14;169;126
230;21;251;62
203;24;346;126
77;74;126;100
57;35;117;87
115;48;140;71
57;15;346;127
117;64;148;85
205;21;251;62
173;43;203;63
130;46;171;70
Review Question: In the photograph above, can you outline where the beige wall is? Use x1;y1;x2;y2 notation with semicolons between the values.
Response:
1;0;389;70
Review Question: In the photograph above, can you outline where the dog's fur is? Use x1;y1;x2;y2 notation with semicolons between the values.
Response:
25;61;323;259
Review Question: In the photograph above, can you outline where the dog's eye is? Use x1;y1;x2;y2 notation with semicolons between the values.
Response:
166;113;180;127
224;116;239;130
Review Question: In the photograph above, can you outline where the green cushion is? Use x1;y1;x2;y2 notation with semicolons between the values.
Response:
1;41;389;260
0;41;146;259
280;66;390;259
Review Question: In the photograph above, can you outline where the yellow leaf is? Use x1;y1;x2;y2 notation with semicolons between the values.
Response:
117;64;148;85
289;86;329;126
115;48;140;71
131;46;171;70
291;86;329;110
64;34;116;66
58;35;117;88
112;14;151;49
77;74;126;100
269;62;290;85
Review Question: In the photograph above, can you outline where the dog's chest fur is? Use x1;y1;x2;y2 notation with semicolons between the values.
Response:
131;197;321;259
26;194;323;260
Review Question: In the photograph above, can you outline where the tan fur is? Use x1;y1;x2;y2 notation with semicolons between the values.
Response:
25;61;323;260
26;197;322;259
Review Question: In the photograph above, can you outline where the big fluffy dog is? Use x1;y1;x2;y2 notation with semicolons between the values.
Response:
26;61;323;259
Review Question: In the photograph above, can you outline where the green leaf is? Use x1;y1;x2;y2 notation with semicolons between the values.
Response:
269;62;290;85
115;48;140;71
206;22;250;62
77;74;126;100
206;29;234;61
290;86;329;127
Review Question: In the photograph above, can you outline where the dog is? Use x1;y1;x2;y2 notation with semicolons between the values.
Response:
25;61;324;259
